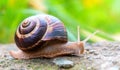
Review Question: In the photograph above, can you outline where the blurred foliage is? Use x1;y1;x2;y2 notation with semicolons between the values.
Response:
1;0;120;43
44;0;120;41
0;0;41;43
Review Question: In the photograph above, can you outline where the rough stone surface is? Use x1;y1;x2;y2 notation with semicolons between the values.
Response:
0;41;120;70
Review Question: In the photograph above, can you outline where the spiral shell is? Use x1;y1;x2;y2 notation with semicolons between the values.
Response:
15;14;67;51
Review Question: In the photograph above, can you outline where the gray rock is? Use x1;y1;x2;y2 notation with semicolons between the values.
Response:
53;58;74;68
108;66;119;70
89;50;96;54
0;60;4;64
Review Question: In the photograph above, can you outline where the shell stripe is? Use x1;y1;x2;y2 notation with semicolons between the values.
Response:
16;18;40;38
17;17;48;50
28;17;49;49
40;16;50;40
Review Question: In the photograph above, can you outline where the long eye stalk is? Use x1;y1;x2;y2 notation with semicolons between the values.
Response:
77;26;80;44
83;30;99;43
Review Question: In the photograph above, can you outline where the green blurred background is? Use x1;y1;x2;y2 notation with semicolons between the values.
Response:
0;0;120;43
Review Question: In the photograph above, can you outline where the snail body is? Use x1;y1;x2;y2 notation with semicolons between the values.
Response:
10;41;84;59
9;14;97;59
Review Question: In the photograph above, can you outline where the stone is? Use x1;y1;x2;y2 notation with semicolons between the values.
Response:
108;66;119;70
53;58;74;69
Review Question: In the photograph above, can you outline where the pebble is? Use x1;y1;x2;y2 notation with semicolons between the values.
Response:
89;50;95;54
10;68;26;70
10;68;16;70
53;58;74;69
5;54;14;60
112;61;118;65
0;60;4;63
107;66;119;70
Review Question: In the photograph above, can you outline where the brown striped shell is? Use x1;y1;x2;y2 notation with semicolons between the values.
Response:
15;14;67;51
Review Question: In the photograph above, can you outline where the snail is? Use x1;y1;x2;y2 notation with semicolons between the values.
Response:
9;14;98;59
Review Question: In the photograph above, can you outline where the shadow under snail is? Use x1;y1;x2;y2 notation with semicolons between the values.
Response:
9;14;98;59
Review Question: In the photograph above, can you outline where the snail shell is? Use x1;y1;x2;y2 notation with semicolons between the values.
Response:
15;14;67;51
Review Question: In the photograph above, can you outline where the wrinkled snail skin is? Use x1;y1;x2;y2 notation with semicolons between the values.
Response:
9;14;84;59
10;42;84;59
